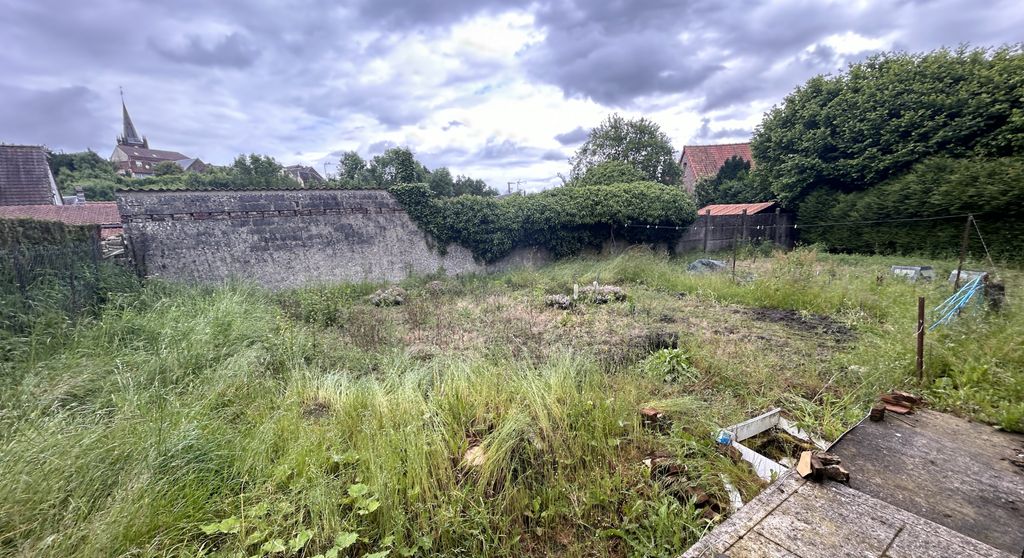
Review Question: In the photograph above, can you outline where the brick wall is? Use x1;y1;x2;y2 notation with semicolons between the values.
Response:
117;189;548;290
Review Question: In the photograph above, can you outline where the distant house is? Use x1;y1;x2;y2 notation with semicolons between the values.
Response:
109;98;205;178
679;142;754;194
283;165;324;186
0;145;63;206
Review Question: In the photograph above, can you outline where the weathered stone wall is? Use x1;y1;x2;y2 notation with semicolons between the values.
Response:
117;189;548;289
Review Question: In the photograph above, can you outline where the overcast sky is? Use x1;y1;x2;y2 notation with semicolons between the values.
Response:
2;0;1021;191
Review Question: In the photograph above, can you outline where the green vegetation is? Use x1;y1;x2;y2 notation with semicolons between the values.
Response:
753;45;1024;204
391;181;696;262
693;155;770;207
333;148;495;196
797;156;1024;260
569;114;682;186
1;249;1019;557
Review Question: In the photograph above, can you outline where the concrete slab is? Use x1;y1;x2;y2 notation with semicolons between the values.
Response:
830;410;1024;555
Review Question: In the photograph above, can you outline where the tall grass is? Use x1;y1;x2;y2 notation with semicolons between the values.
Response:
0;248;1019;556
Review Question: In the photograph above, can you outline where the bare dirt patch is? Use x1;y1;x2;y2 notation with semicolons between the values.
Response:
743;307;855;342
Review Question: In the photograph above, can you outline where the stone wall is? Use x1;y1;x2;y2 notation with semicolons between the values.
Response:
117;189;548;290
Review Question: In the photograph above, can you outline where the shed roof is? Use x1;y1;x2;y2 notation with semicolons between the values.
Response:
698;201;777;216
680;143;754;181
0;202;121;227
0;145;57;205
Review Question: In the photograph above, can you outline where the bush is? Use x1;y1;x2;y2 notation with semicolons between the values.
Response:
391;181;697;262
796;156;1024;261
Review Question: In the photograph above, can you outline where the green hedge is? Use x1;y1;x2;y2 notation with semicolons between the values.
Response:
797;157;1024;261
0;219;98;248
391;181;697;262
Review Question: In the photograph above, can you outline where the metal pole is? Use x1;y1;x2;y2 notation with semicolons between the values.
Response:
953;214;972;290
916;296;925;382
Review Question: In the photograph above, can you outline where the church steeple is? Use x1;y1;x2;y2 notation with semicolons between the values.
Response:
117;88;148;148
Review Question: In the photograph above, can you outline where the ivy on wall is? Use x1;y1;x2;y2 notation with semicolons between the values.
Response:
390;181;697;263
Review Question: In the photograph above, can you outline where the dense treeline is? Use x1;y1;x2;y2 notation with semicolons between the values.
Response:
705;45;1024;260
797;156;1024;260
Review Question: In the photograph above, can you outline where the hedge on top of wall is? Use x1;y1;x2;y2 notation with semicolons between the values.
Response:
390;181;697;263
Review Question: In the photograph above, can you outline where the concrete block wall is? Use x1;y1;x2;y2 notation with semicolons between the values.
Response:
117;189;548;290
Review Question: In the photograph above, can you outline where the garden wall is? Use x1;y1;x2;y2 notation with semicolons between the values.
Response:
117;189;548;290
675;210;794;253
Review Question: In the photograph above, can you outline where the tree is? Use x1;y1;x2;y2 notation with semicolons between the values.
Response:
453;175;496;197
752;46;1024;204
369;147;428;187
575;160;645;187
693;156;772;206
231;154;297;189
153;161;183;176
427;167;455;197
569;114;681;186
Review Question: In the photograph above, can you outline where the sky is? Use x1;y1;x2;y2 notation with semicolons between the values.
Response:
1;1;1022;192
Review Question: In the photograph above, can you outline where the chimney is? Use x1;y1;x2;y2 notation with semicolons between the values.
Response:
75;187;86;204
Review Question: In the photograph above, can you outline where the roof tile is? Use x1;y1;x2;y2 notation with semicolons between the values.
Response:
0;145;56;205
680;143;754;181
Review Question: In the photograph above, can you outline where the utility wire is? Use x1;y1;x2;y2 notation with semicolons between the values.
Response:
623;213;973;231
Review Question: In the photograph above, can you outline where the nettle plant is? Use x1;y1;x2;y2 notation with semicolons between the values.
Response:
199;483;425;558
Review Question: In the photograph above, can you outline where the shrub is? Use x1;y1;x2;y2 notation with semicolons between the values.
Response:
796;156;1024;261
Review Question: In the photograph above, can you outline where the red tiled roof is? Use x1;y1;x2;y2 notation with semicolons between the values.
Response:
0;145;57;205
0;202;121;226
697;201;777;216
680;143;754;181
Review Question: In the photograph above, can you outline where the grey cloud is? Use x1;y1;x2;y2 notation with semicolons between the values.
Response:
554;126;589;145
366;140;398;156
443;120;465;131
0;85;108;151
691;118;751;143
151;33;260;68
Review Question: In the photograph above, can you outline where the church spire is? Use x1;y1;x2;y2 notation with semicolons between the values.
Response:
118;88;147;147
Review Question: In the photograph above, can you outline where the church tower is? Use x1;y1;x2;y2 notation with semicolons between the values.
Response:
117;90;148;148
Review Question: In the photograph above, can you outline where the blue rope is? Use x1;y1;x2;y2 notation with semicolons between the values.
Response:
929;276;984;331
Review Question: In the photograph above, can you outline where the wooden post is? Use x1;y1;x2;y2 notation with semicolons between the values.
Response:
702;209;711;253
740;208;749;241
773;207;781;246
916;296;925;382
953;214;972;290
732;212;742;282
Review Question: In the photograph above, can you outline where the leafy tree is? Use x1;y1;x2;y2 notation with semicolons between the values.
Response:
369;147;428;187
569;114;682;186
453;175;496;197
753;45;1024;204
693;156;772;206
575;160;645;187
231;154;298;189
338;151;366;179
153;161;183;176
427;167;455;197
